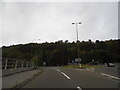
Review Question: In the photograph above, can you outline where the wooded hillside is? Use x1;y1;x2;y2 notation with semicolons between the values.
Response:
2;39;120;66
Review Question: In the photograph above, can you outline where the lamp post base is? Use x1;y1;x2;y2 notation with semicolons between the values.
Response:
79;63;81;68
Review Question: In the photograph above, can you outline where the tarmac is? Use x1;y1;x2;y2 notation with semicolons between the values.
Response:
2;68;42;88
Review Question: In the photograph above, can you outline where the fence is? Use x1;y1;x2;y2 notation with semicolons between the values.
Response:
2;58;35;76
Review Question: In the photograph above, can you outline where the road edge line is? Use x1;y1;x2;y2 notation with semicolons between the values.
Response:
101;73;120;80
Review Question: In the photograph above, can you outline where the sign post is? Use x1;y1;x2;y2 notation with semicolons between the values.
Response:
75;58;82;68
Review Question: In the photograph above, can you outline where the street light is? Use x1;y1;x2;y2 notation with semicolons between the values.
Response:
72;22;82;68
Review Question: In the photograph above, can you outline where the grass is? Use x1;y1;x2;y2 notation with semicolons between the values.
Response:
64;64;102;69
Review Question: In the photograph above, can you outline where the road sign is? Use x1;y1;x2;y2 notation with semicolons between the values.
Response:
43;62;46;66
75;58;81;63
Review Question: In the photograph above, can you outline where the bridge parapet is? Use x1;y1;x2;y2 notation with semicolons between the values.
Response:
1;58;35;76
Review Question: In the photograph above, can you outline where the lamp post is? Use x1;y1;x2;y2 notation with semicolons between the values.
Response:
72;22;81;68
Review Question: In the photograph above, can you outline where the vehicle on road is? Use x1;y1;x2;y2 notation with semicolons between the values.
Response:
107;63;115;67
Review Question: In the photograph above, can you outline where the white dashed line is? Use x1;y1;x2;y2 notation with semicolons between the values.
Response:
56;69;60;72
86;68;94;72
56;68;70;80
77;86;82;90
61;72;70;80
101;73;120;80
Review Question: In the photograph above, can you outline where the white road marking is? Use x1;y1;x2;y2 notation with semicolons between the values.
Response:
76;68;94;72
86;68;94;72
61;72;70;80
56;69;60;72
77;86;82;90
101;73;120;80
76;68;88;70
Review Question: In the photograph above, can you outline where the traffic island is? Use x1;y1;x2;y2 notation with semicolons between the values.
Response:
64;64;102;69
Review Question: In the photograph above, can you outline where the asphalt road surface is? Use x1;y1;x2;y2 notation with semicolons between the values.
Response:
21;67;119;89
94;63;119;77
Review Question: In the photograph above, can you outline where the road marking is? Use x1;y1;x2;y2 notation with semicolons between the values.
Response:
76;69;85;71
86;68;94;72
56;69;60;72
77;86;82;90
76;68;94;72
61;72;70;80
56;68;70;80
101;73;120;80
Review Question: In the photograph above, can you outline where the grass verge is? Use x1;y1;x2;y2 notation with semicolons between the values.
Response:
64;64;102;69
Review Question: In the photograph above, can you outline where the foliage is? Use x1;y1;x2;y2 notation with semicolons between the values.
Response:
2;39;120;66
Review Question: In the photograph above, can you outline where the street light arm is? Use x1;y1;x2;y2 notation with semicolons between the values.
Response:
72;22;81;24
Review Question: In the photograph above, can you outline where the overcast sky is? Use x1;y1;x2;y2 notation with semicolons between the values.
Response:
1;2;118;46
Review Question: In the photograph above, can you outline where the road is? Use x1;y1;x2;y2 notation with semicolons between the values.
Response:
21;67;119;89
94;63;119;77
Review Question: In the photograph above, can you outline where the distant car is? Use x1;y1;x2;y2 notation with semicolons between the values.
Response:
107;63;115;67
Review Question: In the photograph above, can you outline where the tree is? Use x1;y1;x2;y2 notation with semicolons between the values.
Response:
1;39;120;66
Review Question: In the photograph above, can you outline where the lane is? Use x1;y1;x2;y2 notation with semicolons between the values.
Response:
21;67;119;89
58;67;119;88
22;67;78;88
94;63;119;77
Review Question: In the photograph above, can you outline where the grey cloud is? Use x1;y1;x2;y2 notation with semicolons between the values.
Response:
2;2;118;46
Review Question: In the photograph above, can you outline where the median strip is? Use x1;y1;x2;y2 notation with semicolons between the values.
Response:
61;72;70;80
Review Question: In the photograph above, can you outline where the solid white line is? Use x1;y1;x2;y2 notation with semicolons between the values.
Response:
101;73;120;80
56;69;60;72
77;86;82;90
61;72;70;80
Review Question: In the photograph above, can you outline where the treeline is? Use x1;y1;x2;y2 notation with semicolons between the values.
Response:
2;39;120;66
